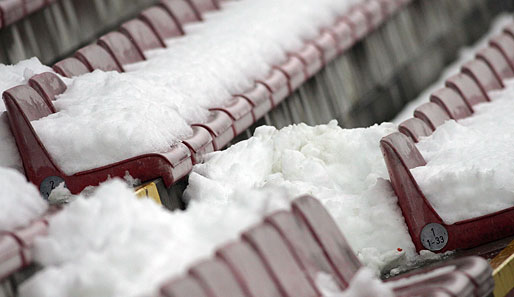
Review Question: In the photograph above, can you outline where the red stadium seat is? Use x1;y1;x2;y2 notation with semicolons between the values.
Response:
0;0;24;28
276;55;307;92
182;126;214;164
461;59;504;94
192;110;234;151
210;97;254;136
3;83;192;199
361;0;385;30
330;20;354;53
413;102;451;131
161;0;201;24
256;69;289;107
429;87;472;120
52;57;90;78
477;46;514;80
160;276;209;297
188;0;219;13
188;259;246;297
313;31;338;64
23;0;46;15
399;117;432;143
74;44;122;73
445;73;488;109
98;31;145;70
296;43;323;77
292;196;361;287
266;210;345;289
234;84;273;121
216;241;283;297
28;72;67;105
490;34;514;71
380;132;514;252
343;8;369;41
242;224;318;297
139;6;184;43
120;19;165;55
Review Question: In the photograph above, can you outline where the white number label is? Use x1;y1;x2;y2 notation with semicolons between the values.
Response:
420;223;448;251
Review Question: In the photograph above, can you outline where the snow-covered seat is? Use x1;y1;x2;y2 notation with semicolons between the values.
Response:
98;31;145;70
182;126;214;165
477;46;514;80
380;132;514;252
461;59;504;94
160;0;201;24
256;69;290;107
234;83;272;122
399;117;432;143
296;43;323;78
28;72;67;104
22;0;45;15
242;224;318;297
189;0;219;13
74;44;122;73
393;272;474;297
160;276;209;297
139;6;184;42
0;0;23;29
413;102;451;131
52;57;90;78
120;19;165;56
188;259;246;297
191;110;234;151
429;87;472;121
361;0;386;30
344;7;369;41
503;22;514;39
210;97;254;136
3;83;193;199
276;55;307;93
490;34;514;72
313;31;339;65
330;19;354;53
445;73;488;110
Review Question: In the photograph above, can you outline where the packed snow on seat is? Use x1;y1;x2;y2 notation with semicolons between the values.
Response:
19;179;291;297
411;84;514;224
31;0;359;175
184;120;425;273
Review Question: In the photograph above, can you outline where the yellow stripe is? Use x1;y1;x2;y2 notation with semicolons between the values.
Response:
491;240;514;297
135;182;162;205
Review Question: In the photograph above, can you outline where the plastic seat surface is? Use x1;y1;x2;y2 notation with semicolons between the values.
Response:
74;44;122;73
188;0;219;12
393;272;474;297
243;224;318;297
256;69;289;107
98;31;145;70
140;6;184;43
291;196;361;286
399;117;432;143
461;59;503;94
313;31;338;64
160;276;209;297
429;87;472;120
235;84;272;121
413;102;451;131
189;259;246;297
331;20;354;52
445;73;488;109
296;43;323;77
490;34;514;71
216;241;283;297
182;126;214;164
0;0;24;28
28;72;66;105
191;110;234;151
161;0;201;24
277;56;307;92
23;0;46;14
210;97;254;135
477;46;514;80
52;57;89;78
120;19;165;55
343;8;369;40
362;0;385;29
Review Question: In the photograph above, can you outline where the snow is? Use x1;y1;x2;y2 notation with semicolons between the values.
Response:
0;167;48;232
20;179;290;297
316;268;395;297
184;121;420;273
411;84;514;224
31;0;359;174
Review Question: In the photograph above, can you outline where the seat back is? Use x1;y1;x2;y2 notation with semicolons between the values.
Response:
140;6;184;43
188;0;219;13
161;0;201;24
28;72;67;104
490;34;514;71
445;73;488;109
52;57;90;78
414;102;451;131
160;276;209;297
477;46;514;80
0;0;24;28
189;259;246;297
216;242;282;297
74;44;122;73
3;85;54;121
461;59;503;94
120;19;165;55
98;31;145;70
291;196;361;287
242;224;318;297
429;87;472;120
266;211;343;289
398;117;432;143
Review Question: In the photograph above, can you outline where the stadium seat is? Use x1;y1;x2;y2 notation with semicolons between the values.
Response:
393;272;474;297
52;57;90;78
477;46;514;81
398;117;432;143
242;224;318;297
192;110;234;151
22;0;46;15
445;73;488;110
380;132;514;252
160;0;201;24
210;97;254;136
361;0;386;30
313;31;339;64
461;59;504;94
182;126;214;164
429;87;472;120
139;6;184;43
266;210;345;289
276;55;307;92
74;44;122;73
120;19;165;55
330;20;354;53
28;72;67;105
160;276;209;297
216;241;283;297
98;31;145;70
234;84;273;121
0;0;24;29
188;0;219;13
3;83;193;199
256;69;290;107
296;43;323;77
291;196;361;287
413;102;451;131
188;259;246;297
503;22;514;39
490;34;514;71
343;7;369;41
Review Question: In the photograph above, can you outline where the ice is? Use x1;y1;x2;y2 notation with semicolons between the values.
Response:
0;167;48;231
31;0;359;174
185;121;419;273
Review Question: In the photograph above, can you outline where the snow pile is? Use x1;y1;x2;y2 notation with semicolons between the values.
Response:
20;179;290;297
412;89;514;224
316;268;395;297
32;0;359;174
185;121;418;273
0;167;48;231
